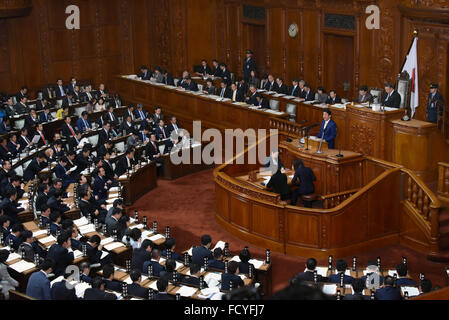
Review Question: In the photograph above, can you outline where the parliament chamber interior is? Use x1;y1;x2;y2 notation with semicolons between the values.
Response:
0;0;449;306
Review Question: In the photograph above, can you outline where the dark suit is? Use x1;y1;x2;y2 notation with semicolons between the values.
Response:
267;171;291;201
131;247;151;271
119;122;134;136
138;70;152;80
128;283;148;299
264;81;279;92
98;129;111;145
217;87;232;99
326;96;342;105
104;279;123;293
114;156;135;177
221;69;232;86
55;85;67;97
84;288;117;300
76;118;92;132
230;89;245;102
79;199;95;218
290;86;300;97
355;93;374;104
343;293;371;300
381;90;401;108
0;122;9;135
191;246;213;266
142;260;165;276
317;119;337;149
203;85;216;95
247;92;258;105
395;278;416;287
26;270;52;300
24;116;39;129
221;273;244;291
243;58;256;80
23;159;45;182
427;92;444;123
211;67;222;78
257;98;270;109
145;141;161;161
296;271;326;283
162;74;175;86
0;145;12;161
209;259;225;271
18;135;32;152
375;286;402;300
155;292;175;300
328;273;354;285
51;280;77;300
15;102;29;115
303;89;315;102
61;123;77;139
39;112;52;123
184;81;199;92
277;84;289;95
291;166;316;206
93;175;108;201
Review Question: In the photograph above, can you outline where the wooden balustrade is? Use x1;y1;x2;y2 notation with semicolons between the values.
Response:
402;168;442;257
438;162;449;204
321;189;360;209
269;117;309;139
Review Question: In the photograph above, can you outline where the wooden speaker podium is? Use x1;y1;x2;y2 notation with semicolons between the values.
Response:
299;136;328;152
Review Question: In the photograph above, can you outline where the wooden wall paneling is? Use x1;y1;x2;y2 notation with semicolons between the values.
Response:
251;203;280;241
130;0;150;73
230;195;250;231
285;210;321;248
187;0;212;71
285;8;300;83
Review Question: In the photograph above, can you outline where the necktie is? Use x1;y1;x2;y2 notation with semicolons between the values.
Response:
233;91;237;101
140;111;144;119
40;132;46;145
153;142;157;152
221;89;224;98
24;136;30;144
68;125;75;137
83;119;88;130
161;127;166;139
292;87;295;96
270;82;273;91
60;87;65;96
174;124;178;134
110;113;114;121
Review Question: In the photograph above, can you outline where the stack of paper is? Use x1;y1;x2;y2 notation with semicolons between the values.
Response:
315;267;329;277
148;234;165;242
130;224;144;230
177;286;198;297
198;287;220;299
100;238;114;245
187;268;205;276
230;256;241;263
401;286;420;297
148;281;158;291
248;259;264;269
75;283;91;298
73;250;83;259
322;284;337;295
141;230;154;238
334;269;352;276
9;260;36;273
104;242;126;251
39;235;56;244
213;241;226;251
78;224;96;235
33;230;47;238
388;270;398;277
6;252;21;263
74;217;89;227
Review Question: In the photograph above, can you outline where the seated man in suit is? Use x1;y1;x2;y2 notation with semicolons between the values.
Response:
0;138;12;161
162;258;185;284
48;212;62;236
5;223;23;251
202;78;216;95
161;69;175;86
142;249;165;276
255;93;269;109
138;66;152;80
395;263;416;287
0;215;11;242
76;111;92;132
247;85;258;105
7;135;19;157
298;84;315;102
361;262;384;288
18;128;33;153
35;123;48;148
84;277;117;300
18;230;38;261
290;79;301;97
50;271;78;300
344;278;370;300
23;152;47;182
209;248;225;271
1;188;25;225
105;208;122;237
276;78;289;95
131;239;153;271
328;259;354;285
355;85;374;104
16;86;28;101
219;63;232;86
79;262;92;284
237;249;252;275
381;82;401;108
85;235;112;266
230;83;245;102
105;105;119;127
114;149;137;177
291;159;316;207
26;258;55;300
79;187;107;223
47;233;74;277
264;74;279;92
326;90;341;105
119;115;135;136
93;167;110;203
296;258;328;282
134;104;147;122
61;116;77;139
98;122;112;145
211;59;222;77
102;263;123;293
0;118;11;135
221;261;244;291
155;275;175;300
55;79;67;97
75;146;92;173
39;105;53;123
317;109;337;149
15;96;30;115
161;238;181;261
192;234;214;266
375;276;402;300
127;269;149;299
418;278;432;296
55;157;76;190
81;86;94;102
183;76;199;92
24;109;39;130
217;81;232;99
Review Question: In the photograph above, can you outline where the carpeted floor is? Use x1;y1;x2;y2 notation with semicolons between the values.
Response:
128;169;449;293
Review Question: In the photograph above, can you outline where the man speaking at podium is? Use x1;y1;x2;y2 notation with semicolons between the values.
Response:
317;109;337;149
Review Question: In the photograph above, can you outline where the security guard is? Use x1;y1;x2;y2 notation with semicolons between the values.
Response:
427;83;444;123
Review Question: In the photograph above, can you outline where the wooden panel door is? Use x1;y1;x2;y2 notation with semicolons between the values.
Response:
323;34;354;100
242;23;266;77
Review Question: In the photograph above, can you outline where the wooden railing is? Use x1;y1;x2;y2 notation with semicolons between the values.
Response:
269;117;309;139
321;189;360;209
402;168;442;256
438;162;449;204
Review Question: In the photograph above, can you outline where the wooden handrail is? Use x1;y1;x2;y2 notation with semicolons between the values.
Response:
269;117;310;138
364;155;403;169
402;167;441;256
321;188;360;209
438;162;449;200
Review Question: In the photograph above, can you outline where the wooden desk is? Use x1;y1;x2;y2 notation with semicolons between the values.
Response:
115;75;289;136
118;161;158;206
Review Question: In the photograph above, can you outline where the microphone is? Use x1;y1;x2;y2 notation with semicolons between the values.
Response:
336;140;343;158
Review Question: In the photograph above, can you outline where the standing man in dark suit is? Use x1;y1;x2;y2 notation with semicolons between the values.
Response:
326;90;341;105
211;59;222;77
317;109;337;149
276;78;289;94
243;50;256;82
381;82;401;108
427;83;445;123
217;81;232;99
192;234;213;266
197;59;212;76
266;168;291;201
26;259;55;300
291;159;316;206
16;86;28;102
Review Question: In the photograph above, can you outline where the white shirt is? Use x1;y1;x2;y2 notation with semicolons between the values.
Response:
323;120;330;131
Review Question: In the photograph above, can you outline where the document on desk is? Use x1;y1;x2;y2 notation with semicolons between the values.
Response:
388;270;398;277
283;96;297;100
9;260;36;273
148;234;165;242
230;256;241;262
75;282;91;299
39;235;56;244
401;286;420;297
272;94;286;98
175;261;184;270
187;268;205;276
100;238;114;246
32;229;47;238
148;281;158;291
6;252;21;263
177;286;198;297
333;269;352;276
104;242;126;251
322;284;337;295
248;259;265;269
315;267;328;277
74;216;89;227
78;224;96;235
73;250;83;259
101;251;110;260
187;247;193;256
141;230;154;238
130;224;144;230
